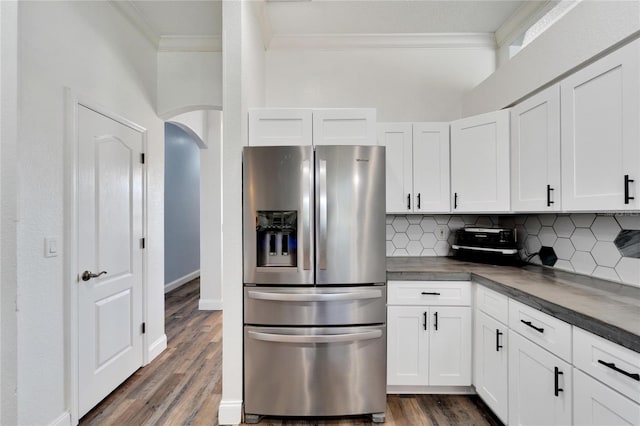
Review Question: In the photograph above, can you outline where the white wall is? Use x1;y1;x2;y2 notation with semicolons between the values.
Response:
199;110;223;311
157;51;223;119
266;46;495;122
18;2;164;424
219;0;266;424
1;1;19;424
463;1;640;116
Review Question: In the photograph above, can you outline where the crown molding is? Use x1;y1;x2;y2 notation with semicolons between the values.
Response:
267;33;497;50
109;0;160;48
159;36;222;52
495;0;556;47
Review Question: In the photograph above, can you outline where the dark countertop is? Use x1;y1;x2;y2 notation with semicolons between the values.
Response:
387;257;640;353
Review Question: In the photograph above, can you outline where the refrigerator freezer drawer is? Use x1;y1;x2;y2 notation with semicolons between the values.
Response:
244;325;387;417
244;286;387;326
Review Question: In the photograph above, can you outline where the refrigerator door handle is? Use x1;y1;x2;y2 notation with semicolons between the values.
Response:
302;159;312;270
248;329;382;344
319;159;328;270
247;289;383;302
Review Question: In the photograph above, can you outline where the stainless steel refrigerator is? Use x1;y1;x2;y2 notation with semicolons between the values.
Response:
242;145;386;423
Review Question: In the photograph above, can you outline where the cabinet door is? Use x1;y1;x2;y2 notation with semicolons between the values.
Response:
451;110;510;212
248;109;312;146
574;368;640;426
378;123;413;213
474;310;508;424
511;85;561;212
561;39;640;211
413;123;451;213
313;109;377;145
387;306;429;386
428;307;471;386
509;331;572;426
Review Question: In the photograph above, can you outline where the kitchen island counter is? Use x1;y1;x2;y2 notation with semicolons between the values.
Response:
387;257;640;352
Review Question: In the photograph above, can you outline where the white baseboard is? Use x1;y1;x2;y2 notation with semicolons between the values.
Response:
49;411;71;426
218;399;243;425
164;270;200;293
386;385;475;394
199;298;223;311
147;334;167;363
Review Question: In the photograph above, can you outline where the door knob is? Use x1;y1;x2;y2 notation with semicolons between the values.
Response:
81;270;107;281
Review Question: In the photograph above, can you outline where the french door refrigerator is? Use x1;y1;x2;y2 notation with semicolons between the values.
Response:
242;145;387;423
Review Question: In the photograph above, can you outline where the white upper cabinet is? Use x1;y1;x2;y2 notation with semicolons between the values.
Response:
511;84;561;212
312;108;377;145
412;123;451;213
378;122;450;214
561;39;640;211
248;108;313;146
451;110;511;212
378;123;413;213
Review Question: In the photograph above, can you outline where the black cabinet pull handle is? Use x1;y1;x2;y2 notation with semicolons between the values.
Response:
407;193;411;210
598;360;640;381
554;367;564;397
454;192;458;209
625;175;635;204
417;193;421;210
496;329;503;352
547;185;555;207
423;311;427;331
520;319;544;333
434;311;438;331
421;292;441;296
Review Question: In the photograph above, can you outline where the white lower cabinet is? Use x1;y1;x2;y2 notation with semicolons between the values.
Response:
387;306;471;388
574;368;640;426
508;330;572;426
474;310;508;424
387;281;471;391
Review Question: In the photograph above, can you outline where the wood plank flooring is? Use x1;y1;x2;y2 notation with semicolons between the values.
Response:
80;279;502;426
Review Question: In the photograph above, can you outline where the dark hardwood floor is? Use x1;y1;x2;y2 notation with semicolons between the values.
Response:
80;279;502;426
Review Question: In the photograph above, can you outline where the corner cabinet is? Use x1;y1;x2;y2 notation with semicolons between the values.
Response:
474;286;509;424
378;123;450;213
450;110;510;212
387;281;471;392
510;84;561;212
561;38;640;211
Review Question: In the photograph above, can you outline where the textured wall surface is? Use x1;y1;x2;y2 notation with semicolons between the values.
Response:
386;213;640;288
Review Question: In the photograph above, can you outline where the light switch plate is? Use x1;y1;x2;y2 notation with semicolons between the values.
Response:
45;237;58;258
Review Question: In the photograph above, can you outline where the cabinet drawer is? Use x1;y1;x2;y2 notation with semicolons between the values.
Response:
509;299;571;362
475;285;508;324
388;281;470;306
574;327;640;404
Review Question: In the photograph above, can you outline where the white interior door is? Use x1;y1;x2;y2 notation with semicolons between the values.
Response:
77;105;144;417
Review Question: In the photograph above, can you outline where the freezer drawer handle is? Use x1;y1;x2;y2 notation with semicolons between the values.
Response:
598;360;640;381
248;329;382;344
247;289;383;302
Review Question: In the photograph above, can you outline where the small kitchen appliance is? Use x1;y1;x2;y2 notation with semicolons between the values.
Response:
242;145;386;423
452;226;522;265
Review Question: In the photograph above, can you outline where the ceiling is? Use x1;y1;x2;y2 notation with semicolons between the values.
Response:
126;0;544;40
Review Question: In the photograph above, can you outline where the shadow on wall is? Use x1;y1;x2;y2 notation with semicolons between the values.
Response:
164;122;201;290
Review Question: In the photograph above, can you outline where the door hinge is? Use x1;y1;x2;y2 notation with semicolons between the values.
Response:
140;238;145;249
141;153;145;164
142;322;146;334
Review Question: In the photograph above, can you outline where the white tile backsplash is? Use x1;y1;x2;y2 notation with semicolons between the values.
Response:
386;212;640;288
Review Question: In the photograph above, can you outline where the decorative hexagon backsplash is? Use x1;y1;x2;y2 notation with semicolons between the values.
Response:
386;213;640;288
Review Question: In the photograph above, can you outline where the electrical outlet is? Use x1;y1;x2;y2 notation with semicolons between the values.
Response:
436;225;448;240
